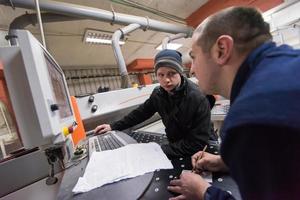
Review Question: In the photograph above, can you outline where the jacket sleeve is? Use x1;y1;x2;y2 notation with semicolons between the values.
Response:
161;97;211;157
110;94;156;131
204;186;236;200
221;125;300;199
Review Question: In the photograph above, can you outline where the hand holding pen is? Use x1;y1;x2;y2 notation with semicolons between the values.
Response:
191;147;229;173
192;145;207;173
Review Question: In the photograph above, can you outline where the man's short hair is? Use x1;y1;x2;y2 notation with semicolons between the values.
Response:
195;7;272;54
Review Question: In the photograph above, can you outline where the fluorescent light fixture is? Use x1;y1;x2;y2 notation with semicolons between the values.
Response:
156;43;183;50
83;29;126;45
85;37;125;45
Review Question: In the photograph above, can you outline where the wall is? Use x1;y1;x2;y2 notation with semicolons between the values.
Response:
63;68;145;97
0;31;8;47
264;0;300;48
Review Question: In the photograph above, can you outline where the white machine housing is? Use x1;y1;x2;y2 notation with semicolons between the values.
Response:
0;30;76;148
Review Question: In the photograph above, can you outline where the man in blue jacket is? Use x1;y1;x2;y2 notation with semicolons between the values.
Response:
168;6;300;200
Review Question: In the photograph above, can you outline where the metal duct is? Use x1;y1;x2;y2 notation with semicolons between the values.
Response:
0;0;194;36
112;23;141;88
8;12;78;45
162;33;187;49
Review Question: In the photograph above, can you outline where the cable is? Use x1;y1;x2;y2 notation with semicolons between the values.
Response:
8;0;15;9
123;0;184;21
109;0;186;24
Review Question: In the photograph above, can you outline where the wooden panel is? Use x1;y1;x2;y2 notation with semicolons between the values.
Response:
127;59;154;71
138;74;153;85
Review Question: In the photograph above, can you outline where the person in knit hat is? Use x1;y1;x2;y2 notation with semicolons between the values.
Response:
94;49;211;158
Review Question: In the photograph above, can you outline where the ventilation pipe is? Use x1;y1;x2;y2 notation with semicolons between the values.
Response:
112;23;141;88
7;13;78;45
0;0;193;36
162;33;187;50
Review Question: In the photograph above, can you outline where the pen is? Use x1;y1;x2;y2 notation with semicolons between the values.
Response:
192;145;207;173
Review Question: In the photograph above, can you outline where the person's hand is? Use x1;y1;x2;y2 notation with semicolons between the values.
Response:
94;124;112;134
168;171;210;200
192;152;228;173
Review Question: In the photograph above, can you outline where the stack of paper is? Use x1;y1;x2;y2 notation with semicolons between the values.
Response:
72;142;173;193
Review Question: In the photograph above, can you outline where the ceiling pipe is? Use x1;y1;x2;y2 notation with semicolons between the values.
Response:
0;0;194;36
162;33;187;50
112;23;141;88
7;12;78;46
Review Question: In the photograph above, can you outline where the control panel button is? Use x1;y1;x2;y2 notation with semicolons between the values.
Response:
50;104;59;111
91;105;98;113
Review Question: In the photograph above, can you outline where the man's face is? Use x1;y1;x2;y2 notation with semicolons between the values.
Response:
156;66;181;93
190;34;218;94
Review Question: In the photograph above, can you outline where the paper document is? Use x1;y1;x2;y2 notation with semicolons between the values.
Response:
73;142;173;193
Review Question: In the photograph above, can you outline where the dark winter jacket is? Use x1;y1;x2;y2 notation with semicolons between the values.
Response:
111;76;211;158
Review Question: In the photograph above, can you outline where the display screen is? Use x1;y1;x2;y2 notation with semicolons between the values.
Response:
45;54;73;119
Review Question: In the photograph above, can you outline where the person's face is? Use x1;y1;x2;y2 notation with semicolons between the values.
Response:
190;33;219;94
156;66;181;93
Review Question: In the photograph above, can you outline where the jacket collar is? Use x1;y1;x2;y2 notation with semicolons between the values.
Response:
230;42;276;103
159;75;187;97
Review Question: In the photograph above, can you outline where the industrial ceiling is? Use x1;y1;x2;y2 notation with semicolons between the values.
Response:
0;0;208;69
0;0;296;72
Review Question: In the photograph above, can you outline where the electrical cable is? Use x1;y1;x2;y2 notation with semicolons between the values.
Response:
109;0;186;24
122;0;184;21
125;0;184;21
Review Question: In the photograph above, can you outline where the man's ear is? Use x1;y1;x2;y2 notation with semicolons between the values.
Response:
211;35;233;65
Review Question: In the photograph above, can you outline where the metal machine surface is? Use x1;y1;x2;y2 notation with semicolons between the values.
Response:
76;84;161;131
